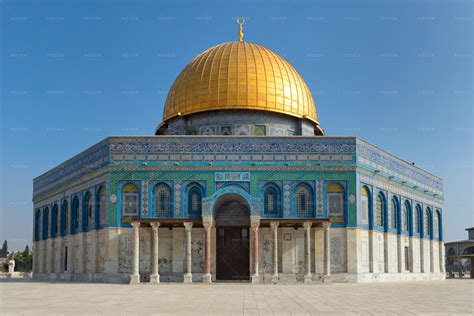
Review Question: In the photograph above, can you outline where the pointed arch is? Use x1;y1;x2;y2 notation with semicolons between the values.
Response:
375;192;385;227
51;203;59;238
327;182;344;217
187;182;204;216
436;209;442;240
263;182;281;216
424;207;432;237
294;183;313;217
42;206;50;240
402;200;410;232
34;209;41;241
153;182;172;217
83;191;93;230
122;182;140;217
60;200;69;235
360;186;371;226
414;204;422;234
96;186;106;228
71;196;80;233
390;196;399;230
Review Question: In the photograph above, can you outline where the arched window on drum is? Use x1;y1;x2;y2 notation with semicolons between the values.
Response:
295;183;313;217
327;182;344;218
154;183;171;217
263;183;281;216
187;184;203;216
122;183;140;217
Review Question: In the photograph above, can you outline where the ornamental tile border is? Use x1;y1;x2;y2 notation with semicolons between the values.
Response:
33;136;443;202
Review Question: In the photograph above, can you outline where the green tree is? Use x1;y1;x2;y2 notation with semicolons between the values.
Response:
11;246;33;272
0;240;8;258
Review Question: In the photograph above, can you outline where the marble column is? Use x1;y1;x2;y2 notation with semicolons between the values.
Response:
397;234;403;273
129;222;140;284
270;222;279;284
420;238;425;273
183;222;193;283
150;222;160;284
323;221;332;284
439;241;445;273
303;222;313;284
95;230;101;275
430;239;434;273
409;237;415;273
383;232;389;273
202;221;212;283
251;221;260;283
368;230;375;273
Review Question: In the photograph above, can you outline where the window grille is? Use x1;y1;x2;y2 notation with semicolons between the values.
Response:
391;199;397;229
375;195;384;226
360;187;369;225
402;203;409;231
156;184;171;216
296;186;311;216
122;183;139;217
424;209;430;235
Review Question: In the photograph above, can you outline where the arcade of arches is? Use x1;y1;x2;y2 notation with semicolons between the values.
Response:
128;193;332;284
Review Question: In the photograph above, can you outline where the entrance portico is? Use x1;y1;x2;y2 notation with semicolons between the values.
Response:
127;218;332;284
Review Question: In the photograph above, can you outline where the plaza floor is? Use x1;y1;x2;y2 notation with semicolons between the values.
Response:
0;279;473;315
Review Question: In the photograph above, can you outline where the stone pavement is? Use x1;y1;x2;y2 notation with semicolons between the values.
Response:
1;280;473;315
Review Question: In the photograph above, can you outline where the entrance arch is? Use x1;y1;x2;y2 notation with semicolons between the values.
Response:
214;194;251;281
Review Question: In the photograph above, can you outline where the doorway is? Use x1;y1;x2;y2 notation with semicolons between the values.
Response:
214;197;251;281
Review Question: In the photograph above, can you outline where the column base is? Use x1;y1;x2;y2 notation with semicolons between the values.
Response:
150;274;160;284
202;274;212;283
271;274;279;284
251;274;260;284
183;273;193;283
304;274;313;284
322;275;332;284
129;274;140;285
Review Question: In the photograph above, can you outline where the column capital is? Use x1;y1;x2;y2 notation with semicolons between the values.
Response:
150;222;160;230
322;221;331;230
203;221;213;230
270;222;279;230
184;222;193;231
303;221;313;230
131;222;140;229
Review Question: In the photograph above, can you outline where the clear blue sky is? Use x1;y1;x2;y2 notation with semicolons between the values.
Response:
1;0;472;250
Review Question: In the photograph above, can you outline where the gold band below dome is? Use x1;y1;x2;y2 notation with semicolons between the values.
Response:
162;41;320;127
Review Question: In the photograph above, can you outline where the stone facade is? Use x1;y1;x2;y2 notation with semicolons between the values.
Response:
32;136;445;284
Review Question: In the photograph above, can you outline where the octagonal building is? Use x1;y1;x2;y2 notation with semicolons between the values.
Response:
32;32;445;284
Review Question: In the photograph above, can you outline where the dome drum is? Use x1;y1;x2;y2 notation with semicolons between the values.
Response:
158;41;323;136
156;109;320;136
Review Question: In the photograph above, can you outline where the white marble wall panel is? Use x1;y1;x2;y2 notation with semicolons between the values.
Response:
158;228;172;273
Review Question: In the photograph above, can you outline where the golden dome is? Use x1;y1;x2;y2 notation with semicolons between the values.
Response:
162;41;321;130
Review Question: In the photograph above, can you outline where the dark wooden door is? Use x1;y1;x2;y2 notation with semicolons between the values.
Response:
216;227;250;281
